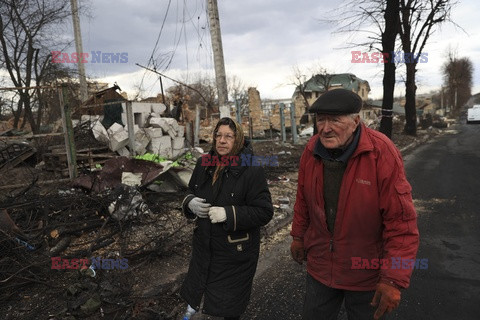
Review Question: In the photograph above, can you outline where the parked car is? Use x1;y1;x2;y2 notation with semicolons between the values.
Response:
467;105;480;124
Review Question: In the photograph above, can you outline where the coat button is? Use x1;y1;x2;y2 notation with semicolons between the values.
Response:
237;244;243;251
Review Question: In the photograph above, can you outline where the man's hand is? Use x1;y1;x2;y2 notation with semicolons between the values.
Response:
290;237;305;264
187;197;211;218
371;282;401;319
208;207;227;223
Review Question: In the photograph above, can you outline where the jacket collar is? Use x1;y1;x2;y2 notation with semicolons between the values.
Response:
351;123;374;158
313;125;361;162
307;123;374;159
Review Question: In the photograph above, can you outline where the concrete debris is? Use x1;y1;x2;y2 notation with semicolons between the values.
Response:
116;146;130;157
144;127;163;138
121;172;143;186
148;136;172;158
133;129;150;154
91;112;185;159
106;122;124;135
91;119;109;144
299;126;314;137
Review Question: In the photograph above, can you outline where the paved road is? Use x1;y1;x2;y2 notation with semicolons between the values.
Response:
243;122;480;320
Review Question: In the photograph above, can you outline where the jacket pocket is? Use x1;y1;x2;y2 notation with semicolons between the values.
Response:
395;182;417;221
334;257;379;287
227;233;250;253
224;232;257;263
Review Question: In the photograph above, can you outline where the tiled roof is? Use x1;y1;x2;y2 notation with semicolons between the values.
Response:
295;73;370;95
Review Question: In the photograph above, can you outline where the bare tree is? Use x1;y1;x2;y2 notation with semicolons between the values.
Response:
379;0;400;138
0;0;72;133
37;62;77;126
164;73;217;118
291;65;311;113
184;74;217;113
228;75;248;118
398;0;456;135
0;77;6;119
327;0;400;138
442;50;473;116
291;64;333;134
291;64;333;113
327;0;457;137
0;96;5;119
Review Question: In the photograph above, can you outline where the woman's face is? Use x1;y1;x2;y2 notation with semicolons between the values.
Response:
215;125;235;156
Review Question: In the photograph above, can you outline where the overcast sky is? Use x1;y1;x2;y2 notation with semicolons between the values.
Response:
68;0;479;101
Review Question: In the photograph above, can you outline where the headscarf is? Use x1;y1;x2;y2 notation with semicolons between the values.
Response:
211;117;245;185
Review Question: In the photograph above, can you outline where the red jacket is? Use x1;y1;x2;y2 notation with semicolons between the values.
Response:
291;124;419;291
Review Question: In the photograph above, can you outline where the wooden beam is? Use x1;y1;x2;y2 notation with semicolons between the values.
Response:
0;178;71;190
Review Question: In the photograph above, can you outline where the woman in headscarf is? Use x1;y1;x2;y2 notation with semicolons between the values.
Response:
180;117;274;320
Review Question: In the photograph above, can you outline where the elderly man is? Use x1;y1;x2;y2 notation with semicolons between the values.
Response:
290;89;419;320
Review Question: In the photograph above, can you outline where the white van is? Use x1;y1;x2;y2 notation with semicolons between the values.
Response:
467;105;480;124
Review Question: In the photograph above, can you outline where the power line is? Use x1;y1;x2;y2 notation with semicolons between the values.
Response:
136;1;215;99
149;0;173;68
134;0;173;100
159;0;184;73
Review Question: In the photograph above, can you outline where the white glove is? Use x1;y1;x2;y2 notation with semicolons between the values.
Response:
208;207;227;223
188;197;211;218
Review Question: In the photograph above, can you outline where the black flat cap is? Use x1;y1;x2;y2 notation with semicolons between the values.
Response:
309;88;362;114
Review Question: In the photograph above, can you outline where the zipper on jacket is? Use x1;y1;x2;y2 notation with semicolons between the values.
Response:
329;236;335;286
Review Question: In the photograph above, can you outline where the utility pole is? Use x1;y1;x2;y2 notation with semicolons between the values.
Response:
70;0;88;102
207;0;229;114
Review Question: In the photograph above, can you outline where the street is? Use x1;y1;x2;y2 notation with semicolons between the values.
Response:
243;122;480;320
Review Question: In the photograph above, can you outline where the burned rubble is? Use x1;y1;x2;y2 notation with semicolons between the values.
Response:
0;95;450;320
0;97;304;320
0;137;305;320
1;106;198;319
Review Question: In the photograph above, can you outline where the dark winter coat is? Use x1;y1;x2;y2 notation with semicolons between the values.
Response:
180;141;273;317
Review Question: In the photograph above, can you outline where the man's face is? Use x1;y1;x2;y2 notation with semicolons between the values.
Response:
316;114;360;149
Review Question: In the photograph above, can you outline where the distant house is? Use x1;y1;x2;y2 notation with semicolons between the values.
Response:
293;73;371;124
141;93;167;104
81;84;127;129
417;98;437;115
293;73;371;106
360;100;382;121
371;94;441;119
83;84;127;114
370;100;405;116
